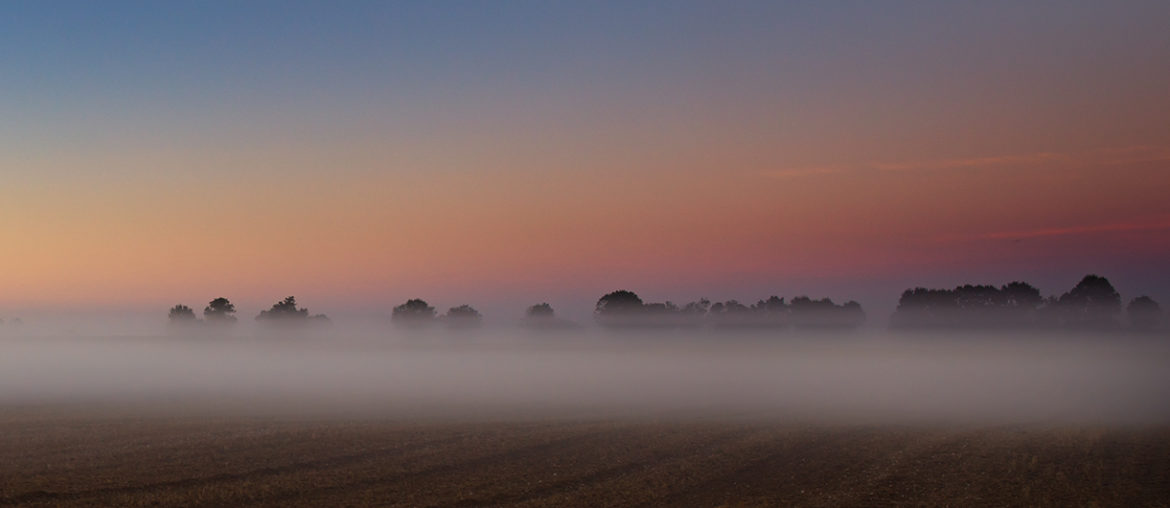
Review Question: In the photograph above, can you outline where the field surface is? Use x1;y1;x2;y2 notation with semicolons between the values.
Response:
2;408;1169;507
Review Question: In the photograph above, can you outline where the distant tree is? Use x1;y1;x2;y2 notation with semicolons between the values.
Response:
595;290;644;317
841;301;866;327
203;297;237;323
1057;275;1122;329
392;298;436;326
521;302;579;330
526;303;555;319
256;296;310;321
757;296;787;314
720;300;751;315
680;299;711;317
707;299;755;327
891;288;958;328
643;302;672;315
168;304;197;324
1127;296;1162;331
1001;281;1042;310
444;304;483;328
789;296;855;328
1035;295;1063;328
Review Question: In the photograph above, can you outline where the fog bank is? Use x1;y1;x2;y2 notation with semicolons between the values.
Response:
2;328;1168;425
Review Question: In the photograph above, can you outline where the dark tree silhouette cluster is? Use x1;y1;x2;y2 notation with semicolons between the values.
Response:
526;303;555;319
256;296;330;324
442;304;483;328
167;296;328;330
391;298;437;327
521;302;579;330
389;299;484;329
594;290;865;329
203;297;237;323
892;274;1160;331
168;304;197;324
1126;296;1162;331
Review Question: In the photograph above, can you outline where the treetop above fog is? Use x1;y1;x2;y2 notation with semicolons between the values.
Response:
593;290;865;329
204;297;237;323
392;298;437;326
892;274;1159;331
256;296;329;324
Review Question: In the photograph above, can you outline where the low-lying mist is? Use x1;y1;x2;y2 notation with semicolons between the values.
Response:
2;324;1168;425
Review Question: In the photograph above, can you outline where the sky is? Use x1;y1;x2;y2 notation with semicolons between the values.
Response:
2;1;1169;322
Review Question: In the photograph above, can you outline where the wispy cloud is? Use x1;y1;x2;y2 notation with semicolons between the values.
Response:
758;167;844;179
871;152;1070;172
978;220;1170;241
758;145;1170;180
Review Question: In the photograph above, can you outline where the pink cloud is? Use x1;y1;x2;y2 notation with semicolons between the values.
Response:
977;219;1170;241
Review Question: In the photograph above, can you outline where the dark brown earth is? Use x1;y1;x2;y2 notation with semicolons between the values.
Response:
2;407;1168;507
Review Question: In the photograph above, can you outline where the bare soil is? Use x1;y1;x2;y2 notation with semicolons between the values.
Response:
1;407;1168;507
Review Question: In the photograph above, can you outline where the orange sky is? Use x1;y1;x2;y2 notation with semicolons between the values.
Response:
2;2;1169;318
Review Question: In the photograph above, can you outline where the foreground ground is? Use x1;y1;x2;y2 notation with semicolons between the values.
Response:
1;408;1169;507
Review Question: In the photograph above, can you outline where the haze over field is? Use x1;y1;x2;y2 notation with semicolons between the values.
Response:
4;3;1170;505
3;328;1168;425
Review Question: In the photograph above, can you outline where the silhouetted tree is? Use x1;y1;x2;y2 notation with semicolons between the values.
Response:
203;297;237;323
526;303;555;319
643;302;679;315
168;304;197;324
756;296;787;314
1035;295;1063;328
443;304;483;328
677;299;711;326
707;299;757;327
680;299;711;317
1127;296;1162;331
595;290;644;317
842;301;866;327
1057;275;1122;329
1000;281;1043;326
892;275;1132;331
521;302;579;330
392;298;436;327
255;296;327;325
891;280;1050;329
788;296;864;328
1001;281;1043;310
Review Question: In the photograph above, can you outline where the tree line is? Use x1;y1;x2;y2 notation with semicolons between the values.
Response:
891;274;1163;331
168;296;329;327
164;276;1164;333
592;290;865;329
166;291;865;330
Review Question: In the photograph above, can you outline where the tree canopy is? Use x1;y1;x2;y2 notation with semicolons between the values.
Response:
443;304;483;328
595;290;645;317
203;297;237;323
593;290;864;329
1127;296;1162;331
392;298;437;326
168;304;197;324
526;303;555;319
890;275;1146;331
255;296;329;324
1057;275;1122;328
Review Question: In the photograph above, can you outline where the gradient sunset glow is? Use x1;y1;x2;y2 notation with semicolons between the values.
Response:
3;1;1169;321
